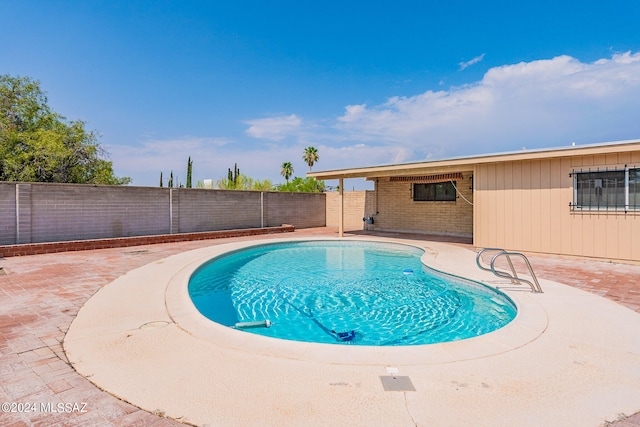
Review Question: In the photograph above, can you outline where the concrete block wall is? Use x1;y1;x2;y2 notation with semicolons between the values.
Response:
29;185;170;243
0;182;326;245
16;184;33;244
325;191;376;230
173;189;262;233
265;192;326;228
0;183;17;245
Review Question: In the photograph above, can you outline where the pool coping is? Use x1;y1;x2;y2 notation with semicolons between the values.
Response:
165;237;548;365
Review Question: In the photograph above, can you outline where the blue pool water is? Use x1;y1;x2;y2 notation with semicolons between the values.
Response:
188;241;517;346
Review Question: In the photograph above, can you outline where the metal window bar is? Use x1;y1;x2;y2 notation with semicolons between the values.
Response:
630;168;640;209
571;168;634;211
626;168;630;210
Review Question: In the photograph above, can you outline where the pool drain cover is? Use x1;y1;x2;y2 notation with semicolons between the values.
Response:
380;376;416;392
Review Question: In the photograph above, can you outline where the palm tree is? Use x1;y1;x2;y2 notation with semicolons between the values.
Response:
302;146;319;171
280;161;294;183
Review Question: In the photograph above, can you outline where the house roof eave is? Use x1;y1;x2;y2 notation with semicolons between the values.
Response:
307;139;640;180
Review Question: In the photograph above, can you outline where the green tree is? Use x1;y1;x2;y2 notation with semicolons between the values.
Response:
277;177;325;193
209;162;278;191
222;163;241;188
216;163;272;190
216;173;272;191
251;178;273;191
280;161;294;183
0;74;130;184
168;171;174;188
159;171;163;187
302;146;319;171
186;156;193;188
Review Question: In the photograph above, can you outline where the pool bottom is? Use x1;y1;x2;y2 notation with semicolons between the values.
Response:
188;240;517;347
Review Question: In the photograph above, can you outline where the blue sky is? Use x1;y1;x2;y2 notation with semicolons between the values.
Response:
2;1;640;188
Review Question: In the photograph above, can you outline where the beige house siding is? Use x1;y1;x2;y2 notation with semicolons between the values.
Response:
474;152;640;262
370;173;474;237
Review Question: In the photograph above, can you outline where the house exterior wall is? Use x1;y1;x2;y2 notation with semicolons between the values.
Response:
365;173;474;237
474;151;640;262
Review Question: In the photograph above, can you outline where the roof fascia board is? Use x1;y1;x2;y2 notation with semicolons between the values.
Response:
308;141;640;180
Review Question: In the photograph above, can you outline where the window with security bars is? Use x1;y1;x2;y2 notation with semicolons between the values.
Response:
413;182;456;201
573;168;640;211
630;169;640;209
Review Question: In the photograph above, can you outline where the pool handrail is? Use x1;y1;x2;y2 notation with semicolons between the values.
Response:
476;248;543;293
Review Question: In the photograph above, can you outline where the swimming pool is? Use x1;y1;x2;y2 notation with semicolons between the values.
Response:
188;240;516;346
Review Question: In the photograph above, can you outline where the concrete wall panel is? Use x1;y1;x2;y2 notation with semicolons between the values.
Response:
265;192;326;229
0;183;17;245
0;183;326;245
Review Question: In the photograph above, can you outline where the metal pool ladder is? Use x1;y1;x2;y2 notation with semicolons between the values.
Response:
476;248;543;293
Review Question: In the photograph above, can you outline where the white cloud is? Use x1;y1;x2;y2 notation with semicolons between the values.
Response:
245;114;303;141
110;52;640;189
323;143;415;169
109;136;235;185
459;53;485;70
336;52;640;159
111;136;229;163
111;134;335;187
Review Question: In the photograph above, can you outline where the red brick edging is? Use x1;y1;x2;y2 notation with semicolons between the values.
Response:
0;225;295;257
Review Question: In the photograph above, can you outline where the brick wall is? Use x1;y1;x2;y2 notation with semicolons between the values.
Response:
371;174;474;237
0;225;295;257
0;182;326;245
326;190;376;230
